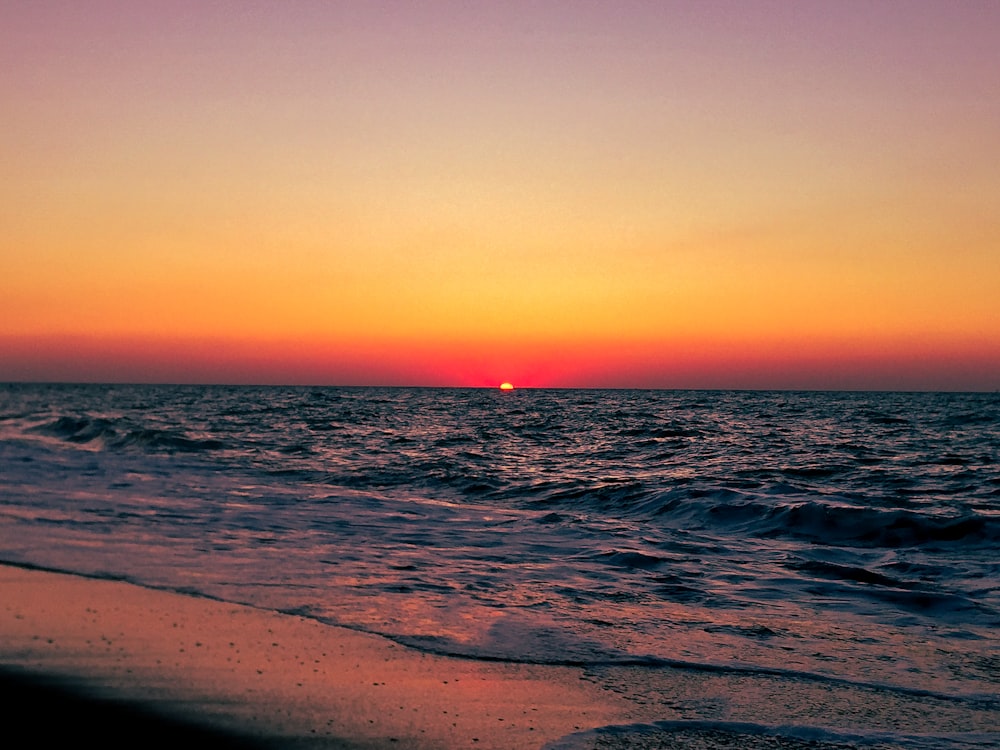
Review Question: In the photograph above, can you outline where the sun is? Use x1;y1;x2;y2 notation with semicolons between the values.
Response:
499;382;515;391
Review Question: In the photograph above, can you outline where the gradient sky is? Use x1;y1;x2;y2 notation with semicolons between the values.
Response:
3;1;999;389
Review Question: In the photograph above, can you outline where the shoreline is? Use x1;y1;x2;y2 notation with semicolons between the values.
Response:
3;563;997;749
0;563;630;749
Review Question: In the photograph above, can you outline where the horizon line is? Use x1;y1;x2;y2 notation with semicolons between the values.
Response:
2;380;997;395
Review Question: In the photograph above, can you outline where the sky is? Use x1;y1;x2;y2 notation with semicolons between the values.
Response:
3;1;999;389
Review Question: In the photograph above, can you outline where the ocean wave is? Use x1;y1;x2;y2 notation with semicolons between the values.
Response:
632;489;999;549
789;559;913;588
760;501;997;548
28;415;225;454
30;415;117;443
786;559;995;623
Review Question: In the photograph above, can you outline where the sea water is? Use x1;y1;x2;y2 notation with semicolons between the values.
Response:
1;384;997;747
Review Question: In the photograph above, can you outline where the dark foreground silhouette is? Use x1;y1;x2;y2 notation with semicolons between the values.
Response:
0;666;276;750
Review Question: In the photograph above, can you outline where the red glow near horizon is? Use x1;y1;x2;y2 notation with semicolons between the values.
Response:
1;334;997;392
1;6;998;391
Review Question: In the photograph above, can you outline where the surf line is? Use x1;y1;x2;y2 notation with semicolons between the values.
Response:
542;719;1000;750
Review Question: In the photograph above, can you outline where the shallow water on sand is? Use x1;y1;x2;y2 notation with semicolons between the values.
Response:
1;384;997;746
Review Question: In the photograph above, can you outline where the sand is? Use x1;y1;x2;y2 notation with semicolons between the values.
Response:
0;563;630;749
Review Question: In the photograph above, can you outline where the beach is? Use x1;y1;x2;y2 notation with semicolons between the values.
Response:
0;563;632;749
4;563;997;750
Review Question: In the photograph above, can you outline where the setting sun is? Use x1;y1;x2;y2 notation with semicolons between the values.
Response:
499;382;515;391
0;3;997;392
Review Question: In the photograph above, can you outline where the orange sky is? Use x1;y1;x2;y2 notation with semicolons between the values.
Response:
3;3;999;389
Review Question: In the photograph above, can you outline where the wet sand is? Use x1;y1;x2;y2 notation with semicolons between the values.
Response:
0;563;628;749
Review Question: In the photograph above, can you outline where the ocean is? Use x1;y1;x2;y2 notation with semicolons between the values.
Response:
1;384;997;747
